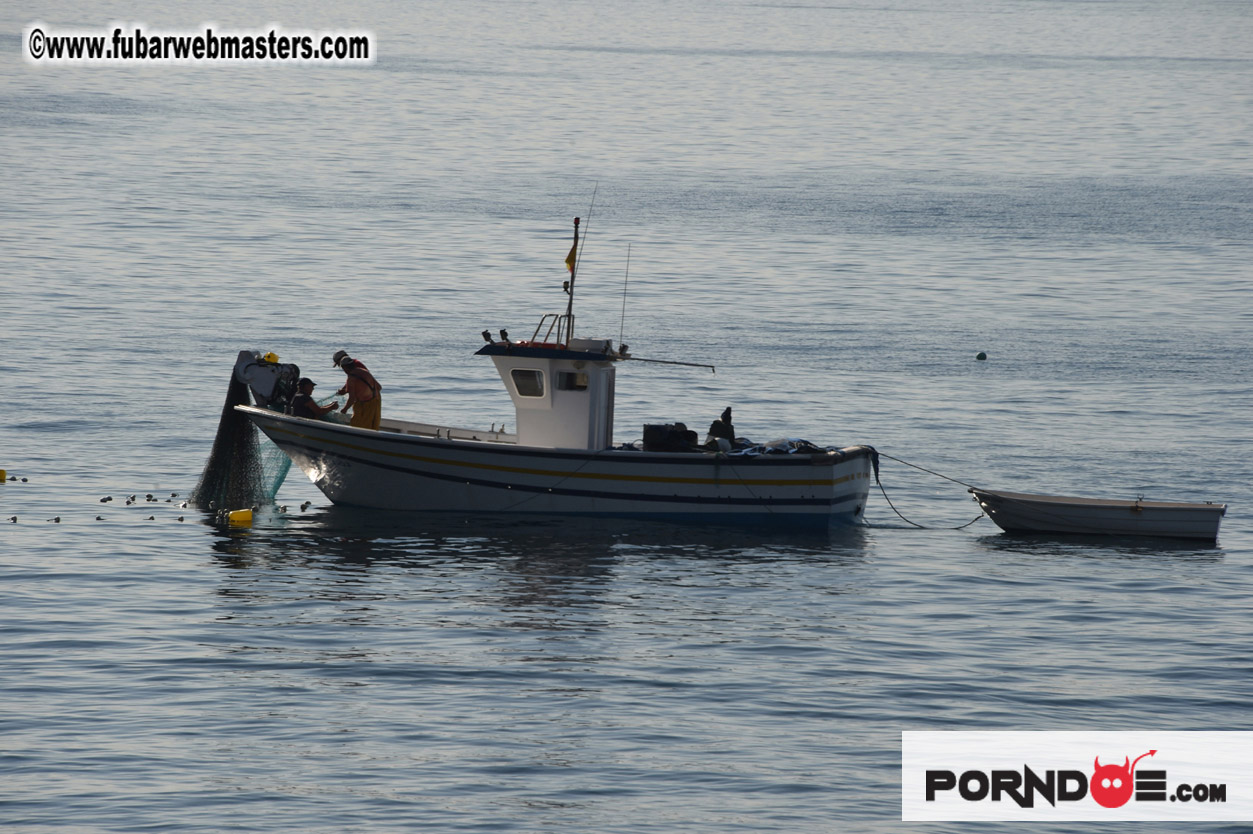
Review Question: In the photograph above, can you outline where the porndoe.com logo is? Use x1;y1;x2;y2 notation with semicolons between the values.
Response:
903;732;1253;822
926;749;1226;808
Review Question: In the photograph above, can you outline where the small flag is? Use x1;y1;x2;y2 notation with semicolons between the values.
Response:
565;217;580;273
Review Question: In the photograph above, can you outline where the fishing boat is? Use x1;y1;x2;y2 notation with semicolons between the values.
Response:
969;488;1227;541
232;218;877;527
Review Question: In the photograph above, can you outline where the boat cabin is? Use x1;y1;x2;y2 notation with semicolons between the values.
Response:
475;332;620;451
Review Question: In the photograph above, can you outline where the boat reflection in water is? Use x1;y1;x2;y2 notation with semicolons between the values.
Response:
205;507;871;628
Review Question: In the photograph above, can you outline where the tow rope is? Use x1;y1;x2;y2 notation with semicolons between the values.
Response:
872;451;985;530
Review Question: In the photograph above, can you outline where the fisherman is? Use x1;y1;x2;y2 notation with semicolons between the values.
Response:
333;350;383;430
706;406;736;451
289;377;338;420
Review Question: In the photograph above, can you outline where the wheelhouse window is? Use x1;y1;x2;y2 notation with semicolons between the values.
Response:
556;371;588;391
511;369;545;397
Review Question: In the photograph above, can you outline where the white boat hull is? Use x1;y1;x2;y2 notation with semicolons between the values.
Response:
240;406;876;527
970;488;1227;541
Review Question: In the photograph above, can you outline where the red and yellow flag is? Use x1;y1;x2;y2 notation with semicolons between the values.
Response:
565;217;580;273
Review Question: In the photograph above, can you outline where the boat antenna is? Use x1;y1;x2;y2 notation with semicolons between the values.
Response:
618;242;631;346
563;184;598;336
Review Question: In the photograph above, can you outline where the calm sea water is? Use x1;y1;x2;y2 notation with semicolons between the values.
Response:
2;0;1251;831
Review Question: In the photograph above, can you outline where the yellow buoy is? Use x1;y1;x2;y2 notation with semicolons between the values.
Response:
0;469;6;482
227;508;253;525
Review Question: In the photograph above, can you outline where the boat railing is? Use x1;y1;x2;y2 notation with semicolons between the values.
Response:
377;417;517;444
527;313;573;348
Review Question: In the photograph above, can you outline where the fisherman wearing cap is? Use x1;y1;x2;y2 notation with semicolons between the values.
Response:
289;377;338;421
332;350;383;430
705;406;736;451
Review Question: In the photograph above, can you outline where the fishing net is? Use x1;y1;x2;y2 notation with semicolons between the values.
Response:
189;374;291;510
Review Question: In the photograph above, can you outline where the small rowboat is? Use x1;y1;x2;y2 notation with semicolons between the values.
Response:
969;488;1227;541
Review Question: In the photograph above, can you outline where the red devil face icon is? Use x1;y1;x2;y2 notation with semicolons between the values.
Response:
1090;750;1156;808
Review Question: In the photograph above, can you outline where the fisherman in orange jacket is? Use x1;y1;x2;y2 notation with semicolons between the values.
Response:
332;349;382;430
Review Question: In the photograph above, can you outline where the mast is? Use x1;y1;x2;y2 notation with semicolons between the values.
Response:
561;185;598;344
563;216;579;328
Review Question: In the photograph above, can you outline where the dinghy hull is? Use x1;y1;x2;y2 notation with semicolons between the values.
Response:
970;488;1226;541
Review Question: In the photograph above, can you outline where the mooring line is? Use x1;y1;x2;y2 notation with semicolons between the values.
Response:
875;451;980;490
873;451;985;531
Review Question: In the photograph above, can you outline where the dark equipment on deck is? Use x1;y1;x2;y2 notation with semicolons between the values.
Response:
642;423;699;452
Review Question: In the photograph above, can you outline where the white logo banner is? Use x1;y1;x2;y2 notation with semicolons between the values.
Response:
903;731;1253;821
